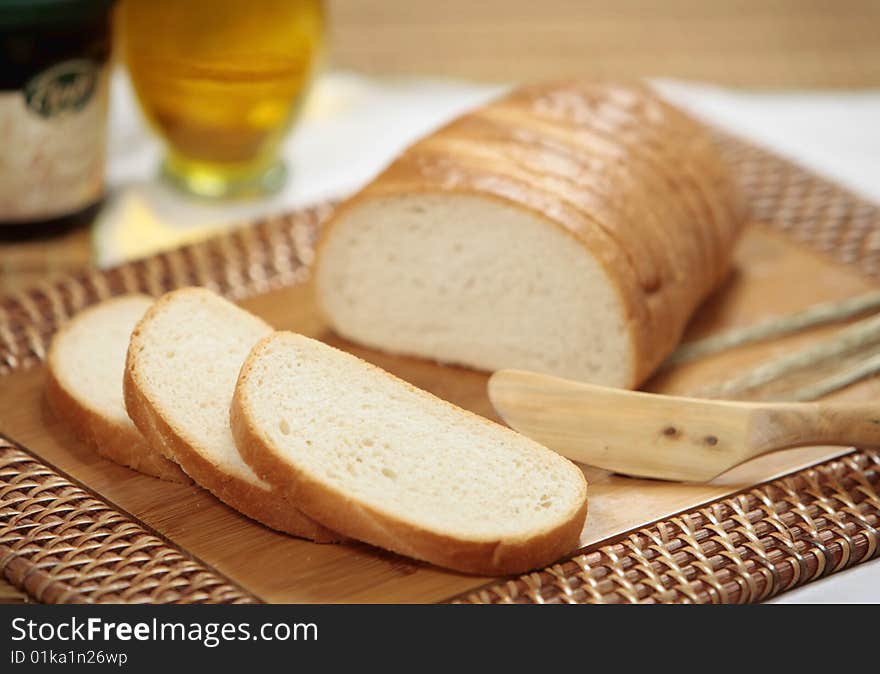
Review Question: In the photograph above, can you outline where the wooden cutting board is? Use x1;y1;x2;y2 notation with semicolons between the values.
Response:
0;222;875;603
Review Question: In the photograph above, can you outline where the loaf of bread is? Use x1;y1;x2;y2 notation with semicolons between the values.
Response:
124;288;340;542
46;295;189;483
231;331;588;575
316;81;744;388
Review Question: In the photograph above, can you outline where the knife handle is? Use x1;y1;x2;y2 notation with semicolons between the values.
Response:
748;402;880;457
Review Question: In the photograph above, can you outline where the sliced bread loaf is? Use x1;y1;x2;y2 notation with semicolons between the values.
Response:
124;287;340;543
315;80;744;389
231;331;588;575
46;295;189;483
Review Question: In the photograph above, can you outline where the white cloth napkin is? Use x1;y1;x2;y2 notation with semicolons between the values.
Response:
652;79;880;203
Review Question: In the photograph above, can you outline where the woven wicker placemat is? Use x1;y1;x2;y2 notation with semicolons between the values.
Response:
0;134;879;603
455;449;879;603
0;443;257;604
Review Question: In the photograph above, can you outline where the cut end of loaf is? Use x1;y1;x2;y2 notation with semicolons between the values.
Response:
46;294;189;482
317;193;635;387
50;295;156;428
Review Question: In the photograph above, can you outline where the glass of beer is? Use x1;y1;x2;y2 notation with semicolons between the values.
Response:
119;0;324;198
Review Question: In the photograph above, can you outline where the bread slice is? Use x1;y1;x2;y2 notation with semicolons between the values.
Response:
315;80;744;389
231;331;588;575
46;295;189;483
124;287;340;543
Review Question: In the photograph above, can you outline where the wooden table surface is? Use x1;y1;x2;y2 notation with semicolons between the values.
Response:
329;0;880;88
2;0;878;604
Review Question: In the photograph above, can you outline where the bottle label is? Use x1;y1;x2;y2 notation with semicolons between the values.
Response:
0;58;108;223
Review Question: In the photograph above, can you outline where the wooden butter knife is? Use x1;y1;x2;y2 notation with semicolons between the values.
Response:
488;369;880;482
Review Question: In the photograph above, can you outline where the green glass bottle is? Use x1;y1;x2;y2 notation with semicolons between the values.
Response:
0;0;114;239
